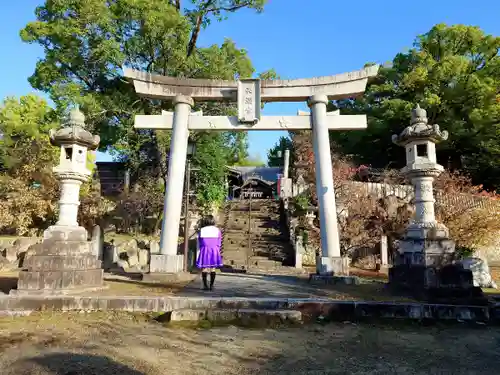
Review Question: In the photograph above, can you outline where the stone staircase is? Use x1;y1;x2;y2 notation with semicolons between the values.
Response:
221;199;296;273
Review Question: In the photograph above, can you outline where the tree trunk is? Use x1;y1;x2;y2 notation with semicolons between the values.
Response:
187;15;203;58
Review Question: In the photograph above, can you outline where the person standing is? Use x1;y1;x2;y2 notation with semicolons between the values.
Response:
196;215;223;290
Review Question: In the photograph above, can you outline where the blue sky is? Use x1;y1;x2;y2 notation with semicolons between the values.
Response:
2;0;500;162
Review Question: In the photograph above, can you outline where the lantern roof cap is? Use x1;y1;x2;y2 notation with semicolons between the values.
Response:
392;104;448;146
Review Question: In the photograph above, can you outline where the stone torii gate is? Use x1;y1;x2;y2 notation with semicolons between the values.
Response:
124;65;379;274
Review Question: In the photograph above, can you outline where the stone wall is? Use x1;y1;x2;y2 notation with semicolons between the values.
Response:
289;180;500;267
284;207;317;268
0;237;42;270
0;210;202;274
475;238;500;264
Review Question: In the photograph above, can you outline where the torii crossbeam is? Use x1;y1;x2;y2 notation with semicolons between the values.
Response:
134;111;368;131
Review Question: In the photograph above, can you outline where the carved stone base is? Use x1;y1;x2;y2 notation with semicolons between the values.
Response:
316;256;350;276
14;226;104;295
405;223;450;240
389;236;486;303
394;238;456;265
389;264;486;304
149;254;184;273
389;237;486;303
15;269;104;295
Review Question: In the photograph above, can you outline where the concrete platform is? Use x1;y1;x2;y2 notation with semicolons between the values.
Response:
170;308;302;323
0;294;492;324
309;274;360;285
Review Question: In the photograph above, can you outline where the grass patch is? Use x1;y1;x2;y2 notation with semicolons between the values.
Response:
0;271;192;296
165;318;303;330
95;278;190;296
0;236;19;240
159;314;303;330
294;276;416;302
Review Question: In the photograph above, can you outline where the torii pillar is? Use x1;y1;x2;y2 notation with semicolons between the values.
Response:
309;94;342;272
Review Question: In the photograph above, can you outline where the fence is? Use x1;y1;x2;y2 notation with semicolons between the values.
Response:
347;181;500;212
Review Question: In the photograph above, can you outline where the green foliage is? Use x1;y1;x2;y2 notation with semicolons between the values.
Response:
267;136;292;167
21;0;271;209
332;24;500;189
0;95;59;235
0;95;113;235
455;245;475;259
258;68;280;80
292;193;311;214
0;95;58;172
225;132;249;164
234;154;265;167
192;132;230;212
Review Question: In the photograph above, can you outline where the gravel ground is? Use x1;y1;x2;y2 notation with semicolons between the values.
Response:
0;312;498;374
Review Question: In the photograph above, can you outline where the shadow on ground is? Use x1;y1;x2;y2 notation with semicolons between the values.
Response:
10;353;146;375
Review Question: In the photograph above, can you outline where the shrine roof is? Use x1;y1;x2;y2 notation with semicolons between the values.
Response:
227;166;282;184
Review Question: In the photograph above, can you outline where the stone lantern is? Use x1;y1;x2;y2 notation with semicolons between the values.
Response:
389;105;472;294
15;107;104;295
392;104;450;241
50;107;100;230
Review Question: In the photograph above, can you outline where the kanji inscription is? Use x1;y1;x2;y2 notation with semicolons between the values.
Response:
237;79;261;124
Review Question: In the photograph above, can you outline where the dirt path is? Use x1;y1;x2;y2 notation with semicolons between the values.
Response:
0;312;498;374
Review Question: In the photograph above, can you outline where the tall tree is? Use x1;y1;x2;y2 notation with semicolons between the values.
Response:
331;24;500;188
21;0;269;209
267;135;293;167
181;0;266;58
0;95;58;176
0;94;112;234
0;95;59;235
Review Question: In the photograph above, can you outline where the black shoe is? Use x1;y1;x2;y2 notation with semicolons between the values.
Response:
209;272;216;291
202;272;209;290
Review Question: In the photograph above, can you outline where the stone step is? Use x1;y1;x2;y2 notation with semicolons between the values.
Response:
248;258;283;267
222;254;250;263
224;226;279;233
225;224;280;230
222;243;288;250
223;248;287;258
227;213;277;219
226;219;278;226
223;237;287;244
222;245;288;253
253;251;287;260
222;258;286;269
169;308;302;325
223;254;276;262
245;266;308;275
225;231;284;236
223;245;287;252
223;248;287;256
223;228;250;234
227;259;284;270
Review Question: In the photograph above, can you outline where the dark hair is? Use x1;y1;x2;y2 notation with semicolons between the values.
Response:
200;215;216;228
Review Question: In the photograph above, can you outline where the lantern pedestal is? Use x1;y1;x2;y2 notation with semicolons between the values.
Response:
15;226;104;295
